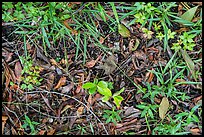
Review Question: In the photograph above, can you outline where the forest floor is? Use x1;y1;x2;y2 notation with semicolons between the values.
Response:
2;2;202;135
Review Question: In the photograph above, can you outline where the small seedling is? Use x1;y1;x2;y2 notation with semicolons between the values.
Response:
172;32;196;51
82;79;124;108
103;107;122;125
21;114;40;135
19;56;43;91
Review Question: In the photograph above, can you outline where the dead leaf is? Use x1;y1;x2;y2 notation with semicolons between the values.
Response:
192;95;202;104
61;104;73;114
3;60;16;88
124;106;140;118
61;83;74;94
180;49;196;81
99;54;117;75
40;93;56;115
14;61;22;81
77;106;84;117
47;127;55;135
147;69;154;83
190;128;201;135
2;115;8;134
63;20;78;35
159;97;169;120
46;73;55;91
38;130;46;135
85;54;102;68
191;2;202;6
54;76;66;90
99;37;105;44
118;23;131;38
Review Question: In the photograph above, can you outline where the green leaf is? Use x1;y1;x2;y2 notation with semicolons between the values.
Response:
159;97;169;120
180;6;198;22
97;87;112;96
98;81;108;88
108;82;114;90
106;117;111;123
136;104;147;109
21;84;27;90
82;82;96;89
148;109;154;119
118;23;131;38
25;115;31;124
113;87;125;97
21;123;28;129
31;121;40;125
27;84;34;90
113;95;124;108
89;86;97;94
180;49;196;81
102;96;111;102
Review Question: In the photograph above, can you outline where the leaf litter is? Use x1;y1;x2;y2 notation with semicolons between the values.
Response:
2;2;202;135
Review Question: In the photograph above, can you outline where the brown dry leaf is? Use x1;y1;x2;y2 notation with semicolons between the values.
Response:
159;97;169;120
190;128;201;135
2;115;8;134
124;106;140;119
85;54;102;68
47;127;56;135
75;83;82;95
191;2;202;6
3;60;16;88
100;54;117;75
77;106;84;117
38;130;46;135
40;93;56;114
61;104;73;114
88;94;93;105
192;95;202;104
99;36;105;44
14;61;22;81
63;20;78;35
6;53;14;62
61;83;74;94
54;76;66;90
147;69;154;83
50;58;58;66
46;73;55;91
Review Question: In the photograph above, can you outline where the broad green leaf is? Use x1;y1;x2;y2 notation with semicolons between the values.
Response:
159;97;169;120
113;87;125;97
113;95;124;108
89;86;97;94
118;23;131;38
180;6;198;22
82;82;96;89
180;49;196;81
102;95;111;102
136;104;148;109
98;81;108;88
97;86;112;96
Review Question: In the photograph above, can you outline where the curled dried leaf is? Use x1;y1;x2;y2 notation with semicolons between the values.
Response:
54;76;66;90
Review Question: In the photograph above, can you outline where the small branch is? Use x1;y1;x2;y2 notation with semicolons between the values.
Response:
25;90;109;135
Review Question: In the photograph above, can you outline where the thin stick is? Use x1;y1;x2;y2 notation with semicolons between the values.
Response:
25;90;109;135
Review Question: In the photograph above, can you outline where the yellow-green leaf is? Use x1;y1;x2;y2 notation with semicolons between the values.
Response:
180;49;196;81
102;96;111;102
97;86;112;96
180;6;198;22
82;82;96;89
113;95;124;108
159;97;169;120
118;23;131;38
